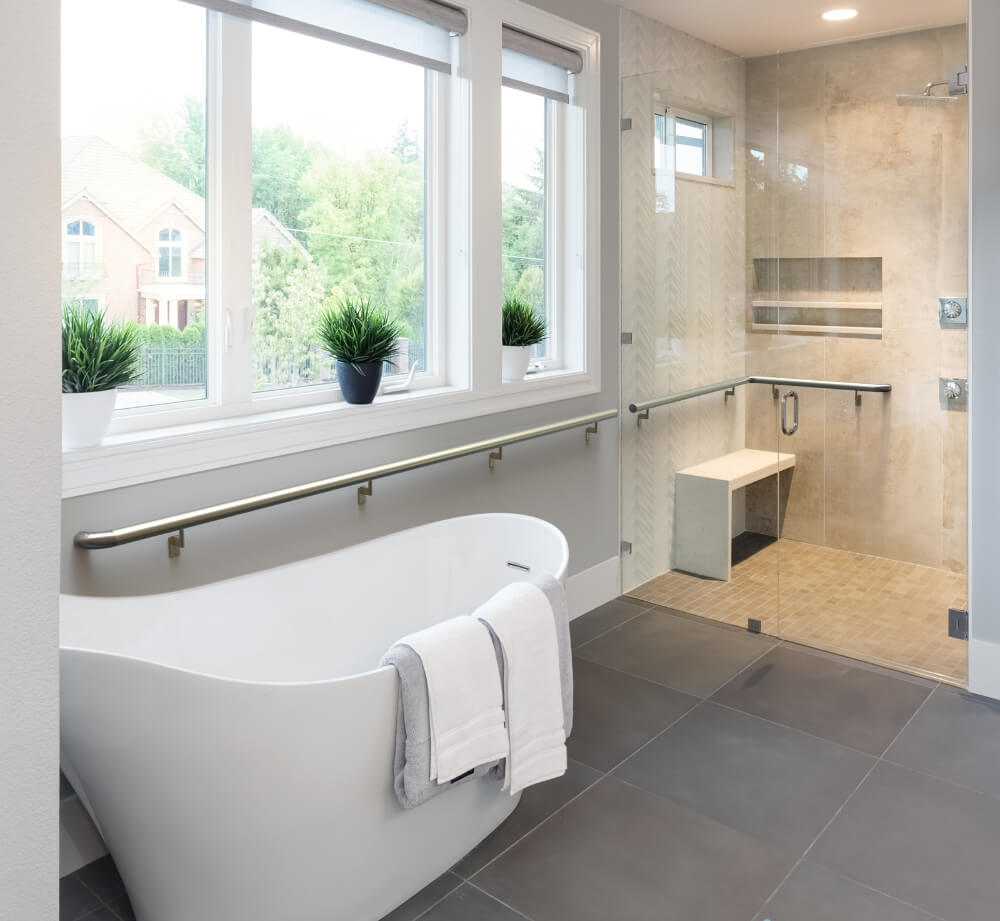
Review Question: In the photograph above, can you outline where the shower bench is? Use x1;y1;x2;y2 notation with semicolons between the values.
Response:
674;448;795;582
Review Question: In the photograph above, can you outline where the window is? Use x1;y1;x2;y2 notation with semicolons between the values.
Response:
158;228;183;278
61;0;601;492
250;23;428;392
64;219;97;275
500;24;588;375
502;86;547;360
61;0;208;410
675;113;710;177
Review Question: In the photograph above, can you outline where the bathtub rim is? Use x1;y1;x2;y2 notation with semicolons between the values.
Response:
60;512;569;688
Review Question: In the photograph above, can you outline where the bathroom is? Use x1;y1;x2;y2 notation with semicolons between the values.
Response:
4;1;1000;920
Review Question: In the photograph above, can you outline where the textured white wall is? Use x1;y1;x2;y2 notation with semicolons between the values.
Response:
620;8;748;591
0;1;62;918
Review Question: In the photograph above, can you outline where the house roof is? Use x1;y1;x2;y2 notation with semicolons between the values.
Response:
62;135;206;237
62;136;303;258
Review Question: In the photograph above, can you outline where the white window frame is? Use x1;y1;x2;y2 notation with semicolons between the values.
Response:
157;227;184;279
668;106;713;179
63;217;99;276
63;0;602;498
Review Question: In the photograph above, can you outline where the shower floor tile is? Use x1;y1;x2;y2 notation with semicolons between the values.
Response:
628;538;968;684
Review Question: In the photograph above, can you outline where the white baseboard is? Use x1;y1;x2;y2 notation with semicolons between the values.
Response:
60;795;107;877
969;637;1000;701
567;555;620;621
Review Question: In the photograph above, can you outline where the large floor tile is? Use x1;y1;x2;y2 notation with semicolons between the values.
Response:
811;762;1000;921
576;607;776;697
568;658;698;771
380;872;463;921
73;856;127;905
473;777;795;921
60;876;101;921
570;599;649;648
615;702;874;852
454;759;602;877
712;646;932;754
419;885;527;921
885;686;1000;799
754;861;942;921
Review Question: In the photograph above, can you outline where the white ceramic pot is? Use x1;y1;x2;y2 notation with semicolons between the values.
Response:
62;390;118;450
502;345;532;382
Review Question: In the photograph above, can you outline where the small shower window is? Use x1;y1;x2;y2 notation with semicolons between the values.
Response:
675;113;711;177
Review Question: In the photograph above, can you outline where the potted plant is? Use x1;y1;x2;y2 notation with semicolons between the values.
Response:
62;302;141;450
501;296;546;382
316;298;403;404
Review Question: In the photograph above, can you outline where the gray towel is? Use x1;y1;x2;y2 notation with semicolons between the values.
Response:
380;575;573;809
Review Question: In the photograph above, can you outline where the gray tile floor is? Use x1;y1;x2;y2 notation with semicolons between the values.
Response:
60;599;1000;921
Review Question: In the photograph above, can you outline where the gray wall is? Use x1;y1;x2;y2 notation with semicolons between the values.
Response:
61;0;621;598
0;1;61;918
969;0;1000;696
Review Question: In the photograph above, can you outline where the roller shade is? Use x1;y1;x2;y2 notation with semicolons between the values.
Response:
502;25;583;103
181;0;466;72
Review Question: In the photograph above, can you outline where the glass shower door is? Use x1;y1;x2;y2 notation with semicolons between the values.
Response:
757;32;970;683
619;52;781;639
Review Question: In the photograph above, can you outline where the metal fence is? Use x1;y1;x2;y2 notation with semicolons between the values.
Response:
132;346;207;388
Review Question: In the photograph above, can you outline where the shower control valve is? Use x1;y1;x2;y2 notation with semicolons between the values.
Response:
940;377;968;409
939;297;968;327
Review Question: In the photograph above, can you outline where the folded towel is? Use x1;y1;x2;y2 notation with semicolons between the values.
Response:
534;575;573;738
476;582;567;796
381;576;573;809
393;616;508;785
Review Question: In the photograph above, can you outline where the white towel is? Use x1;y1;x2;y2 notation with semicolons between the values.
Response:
398;616;509;785
476;582;567;796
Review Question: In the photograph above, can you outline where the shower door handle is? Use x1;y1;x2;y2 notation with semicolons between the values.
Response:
781;390;799;436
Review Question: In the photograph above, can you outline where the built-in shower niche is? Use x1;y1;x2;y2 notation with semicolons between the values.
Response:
751;256;883;338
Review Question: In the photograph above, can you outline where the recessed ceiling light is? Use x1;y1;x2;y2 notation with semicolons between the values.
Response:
822;8;858;20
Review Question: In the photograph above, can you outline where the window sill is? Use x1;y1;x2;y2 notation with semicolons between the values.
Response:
62;369;599;498
676;172;735;189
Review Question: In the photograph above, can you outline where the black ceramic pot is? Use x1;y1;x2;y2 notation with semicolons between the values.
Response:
336;360;384;404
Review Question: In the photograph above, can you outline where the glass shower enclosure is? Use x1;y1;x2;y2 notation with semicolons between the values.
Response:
620;20;969;684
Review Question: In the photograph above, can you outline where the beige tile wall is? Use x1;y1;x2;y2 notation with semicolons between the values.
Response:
745;25;969;573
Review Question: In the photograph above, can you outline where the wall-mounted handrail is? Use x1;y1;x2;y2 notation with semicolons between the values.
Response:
628;376;891;414
73;409;618;553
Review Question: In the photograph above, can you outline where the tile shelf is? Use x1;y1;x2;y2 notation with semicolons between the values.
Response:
751;299;883;311
750;322;883;338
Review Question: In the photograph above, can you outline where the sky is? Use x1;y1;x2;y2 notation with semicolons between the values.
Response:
61;0;542;189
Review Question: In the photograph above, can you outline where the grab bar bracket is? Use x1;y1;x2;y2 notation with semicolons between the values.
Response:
489;446;503;470
357;479;374;505
585;422;599;442
724;387;736;401
637;408;650;426
167;529;185;559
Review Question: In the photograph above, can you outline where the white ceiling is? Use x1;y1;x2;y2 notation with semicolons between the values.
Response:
618;0;968;57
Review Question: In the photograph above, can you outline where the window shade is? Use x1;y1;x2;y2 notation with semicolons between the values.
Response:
501;25;583;103
180;0;466;72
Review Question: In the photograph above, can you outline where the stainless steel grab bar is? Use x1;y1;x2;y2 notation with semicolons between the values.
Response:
629;376;891;414
74;409;618;554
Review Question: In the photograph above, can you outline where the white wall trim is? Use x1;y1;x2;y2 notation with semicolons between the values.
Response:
566;555;620;620
969;638;1000;702
63;372;599;497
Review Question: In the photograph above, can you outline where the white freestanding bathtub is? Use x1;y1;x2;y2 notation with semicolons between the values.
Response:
60;513;569;921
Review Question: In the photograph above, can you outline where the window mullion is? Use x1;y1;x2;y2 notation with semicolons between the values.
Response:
208;12;254;407
466;6;503;391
